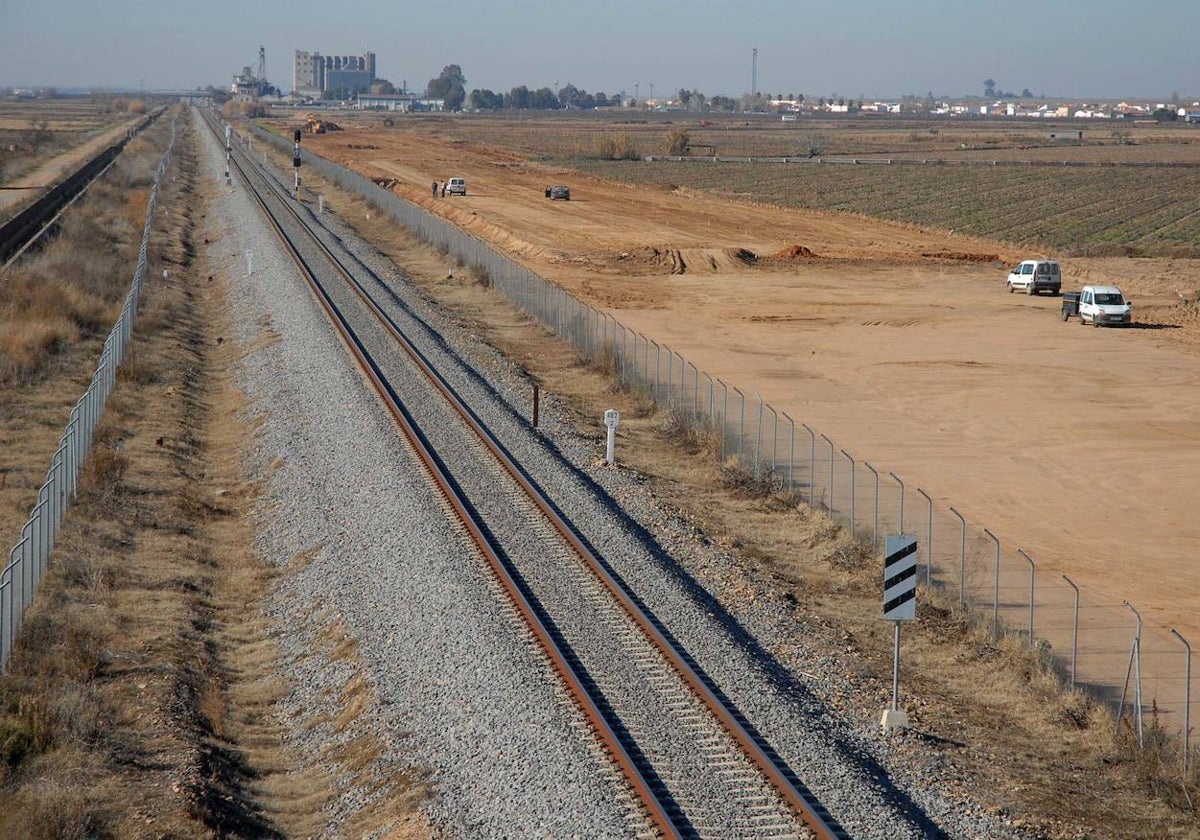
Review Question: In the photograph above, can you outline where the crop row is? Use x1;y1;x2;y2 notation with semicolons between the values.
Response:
574;159;1200;254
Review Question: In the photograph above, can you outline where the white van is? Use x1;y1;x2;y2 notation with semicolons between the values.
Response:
1006;259;1062;295
445;177;466;196
1078;285;1132;327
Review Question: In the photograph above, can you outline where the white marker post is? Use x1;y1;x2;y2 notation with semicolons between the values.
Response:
247;251;253;276
318;195;325;214
882;534;917;733
604;409;620;465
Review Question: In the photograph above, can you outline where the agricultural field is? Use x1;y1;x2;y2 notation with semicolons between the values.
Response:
580;158;1200;256
0;96;146;188
382;112;1200;256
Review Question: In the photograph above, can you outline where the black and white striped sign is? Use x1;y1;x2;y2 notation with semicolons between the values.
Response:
883;535;917;621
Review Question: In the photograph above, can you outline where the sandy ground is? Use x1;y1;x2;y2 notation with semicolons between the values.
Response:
0;116;143;217
297;122;1200;709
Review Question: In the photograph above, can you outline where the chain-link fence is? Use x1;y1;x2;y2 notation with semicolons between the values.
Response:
247;120;1195;753
0;116;179;671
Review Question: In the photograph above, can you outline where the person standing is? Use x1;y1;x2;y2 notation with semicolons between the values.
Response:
432;180;438;198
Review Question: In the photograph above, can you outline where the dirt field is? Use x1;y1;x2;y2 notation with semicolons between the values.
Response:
285;117;1200;673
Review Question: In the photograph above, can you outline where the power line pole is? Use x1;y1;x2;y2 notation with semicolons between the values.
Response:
752;48;758;98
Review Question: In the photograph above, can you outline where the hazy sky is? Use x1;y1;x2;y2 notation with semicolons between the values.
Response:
1;0;1197;100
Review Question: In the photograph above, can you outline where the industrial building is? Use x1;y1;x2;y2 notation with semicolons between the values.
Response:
293;51;376;97
231;46;278;100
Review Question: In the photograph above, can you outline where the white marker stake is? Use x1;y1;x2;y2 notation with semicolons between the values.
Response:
604;409;620;465
247;251;253;276
318;195;325;214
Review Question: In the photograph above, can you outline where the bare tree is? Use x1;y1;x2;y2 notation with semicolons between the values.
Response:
800;133;828;158
25;118;52;154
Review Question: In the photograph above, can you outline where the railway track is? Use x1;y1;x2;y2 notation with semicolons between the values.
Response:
204;108;848;839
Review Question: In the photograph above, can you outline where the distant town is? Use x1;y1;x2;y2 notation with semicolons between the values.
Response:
5;44;1198;125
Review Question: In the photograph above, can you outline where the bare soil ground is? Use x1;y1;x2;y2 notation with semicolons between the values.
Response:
299;163;1200;838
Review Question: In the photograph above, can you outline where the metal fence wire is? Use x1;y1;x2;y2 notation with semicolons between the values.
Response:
0;116;179;670
242;120;1195;749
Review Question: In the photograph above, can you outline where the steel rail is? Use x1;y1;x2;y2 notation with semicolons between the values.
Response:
217;109;845;839
215;114;678;838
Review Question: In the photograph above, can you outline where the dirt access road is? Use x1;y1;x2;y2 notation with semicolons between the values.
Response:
299;121;1200;673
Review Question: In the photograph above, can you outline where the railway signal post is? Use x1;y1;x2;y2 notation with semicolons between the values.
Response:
223;125;232;185
293;129;302;201
882;534;917;733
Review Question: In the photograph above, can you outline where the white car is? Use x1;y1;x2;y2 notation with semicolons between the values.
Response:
445;177;466;196
1078;285;1132;327
1006;259;1062;295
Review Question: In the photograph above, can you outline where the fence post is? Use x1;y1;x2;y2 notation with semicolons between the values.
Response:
1062;574;1079;688
753;392;764;477
782;413;796;490
1169;628;1191;773
840;450;855;533
950;507;965;611
720;380;729;461
889;471;905;532
801;423;815;507
865;462;880;551
732;387;746;464
1016;549;1036;646
767;404;779;474
814;434;831;514
917;487;933;585
667;348;676;410
707;375;714;427
984;528;1000;640
1121;601;1144;748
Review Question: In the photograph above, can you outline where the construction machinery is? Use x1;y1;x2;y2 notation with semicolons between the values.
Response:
304;113;341;134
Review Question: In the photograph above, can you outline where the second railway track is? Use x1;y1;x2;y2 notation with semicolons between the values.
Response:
206;108;849;839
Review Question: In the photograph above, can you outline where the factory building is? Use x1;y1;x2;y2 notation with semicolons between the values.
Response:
293;51;376;97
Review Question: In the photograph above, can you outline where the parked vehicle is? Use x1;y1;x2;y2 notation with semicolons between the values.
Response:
445;177;466;196
545;184;571;200
1060;291;1080;321
1077;285;1132;326
1006;259;1062;295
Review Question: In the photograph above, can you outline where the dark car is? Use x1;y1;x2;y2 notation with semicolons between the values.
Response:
546;184;571;200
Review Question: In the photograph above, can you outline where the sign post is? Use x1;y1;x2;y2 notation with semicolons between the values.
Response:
604;409;620;465
882;534;917;733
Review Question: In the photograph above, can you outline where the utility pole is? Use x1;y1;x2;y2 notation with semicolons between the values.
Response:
752;48;758;99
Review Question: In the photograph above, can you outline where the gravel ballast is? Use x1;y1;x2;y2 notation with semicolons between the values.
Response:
196;108;1050;839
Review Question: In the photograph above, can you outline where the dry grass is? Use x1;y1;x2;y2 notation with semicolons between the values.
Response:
0;152;153;388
